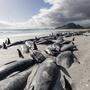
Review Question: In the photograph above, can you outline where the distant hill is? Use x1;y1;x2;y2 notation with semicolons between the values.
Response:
56;23;84;29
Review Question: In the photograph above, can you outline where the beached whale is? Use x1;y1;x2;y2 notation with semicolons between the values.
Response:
37;37;54;45
45;43;61;56
25;41;33;49
60;37;75;44
21;44;30;53
0;59;36;81
61;43;77;52
0;68;32;90
6;38;36;48
7;41;24;48
56;51;76;68
52;36;64;44
53;36;75;45
25;58;71;90
57;36;64;41
30;50;46;63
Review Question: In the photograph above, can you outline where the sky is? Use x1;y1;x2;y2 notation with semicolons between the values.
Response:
0;0;50;22
0;0;90;28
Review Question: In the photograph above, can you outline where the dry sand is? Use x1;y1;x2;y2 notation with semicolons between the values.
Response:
69;35;90;90
0;34;90;90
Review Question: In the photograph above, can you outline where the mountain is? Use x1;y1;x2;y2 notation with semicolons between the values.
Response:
56;23;84;29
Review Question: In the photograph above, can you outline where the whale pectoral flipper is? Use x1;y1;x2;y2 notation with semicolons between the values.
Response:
7;71;20;78
58;65;71;78
4;60;17;65
73;54;80;64
63;75;72;90
31;86;34;90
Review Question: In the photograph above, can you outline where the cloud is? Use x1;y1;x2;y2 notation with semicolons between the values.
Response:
0;0;90;28
25;0;90;28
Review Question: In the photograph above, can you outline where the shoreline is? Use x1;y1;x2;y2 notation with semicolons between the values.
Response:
0;29;90;43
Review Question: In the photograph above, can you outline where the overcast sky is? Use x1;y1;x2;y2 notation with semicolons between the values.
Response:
0;0;90;28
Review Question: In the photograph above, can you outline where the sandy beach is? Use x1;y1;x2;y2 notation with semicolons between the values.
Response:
0;32;90;90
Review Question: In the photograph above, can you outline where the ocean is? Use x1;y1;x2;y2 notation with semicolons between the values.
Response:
0;29;78;37
0;29;52;36
0;29;87;43
0;29;59;43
